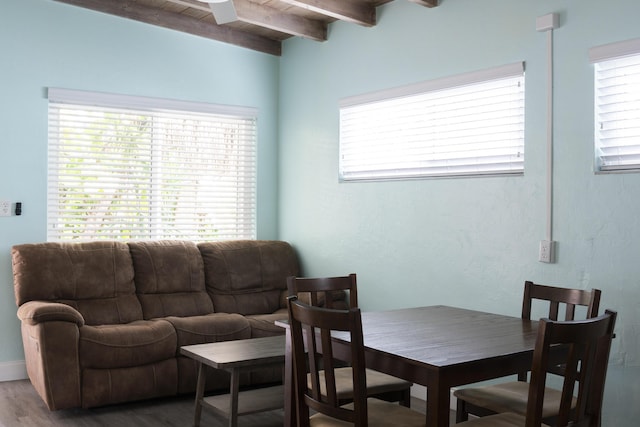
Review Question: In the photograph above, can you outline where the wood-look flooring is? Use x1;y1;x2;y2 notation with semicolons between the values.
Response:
0;380;282;427
0;379;454;426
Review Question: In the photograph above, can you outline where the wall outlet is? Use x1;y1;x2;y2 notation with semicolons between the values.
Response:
539;240;555;263
0;200;10;217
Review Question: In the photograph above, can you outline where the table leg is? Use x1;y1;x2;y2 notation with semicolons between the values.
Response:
228;368;240;427
193;362;206;427
426;378;451;427
283;327;296;427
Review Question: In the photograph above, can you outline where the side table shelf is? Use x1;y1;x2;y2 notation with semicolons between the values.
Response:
202;384;284;418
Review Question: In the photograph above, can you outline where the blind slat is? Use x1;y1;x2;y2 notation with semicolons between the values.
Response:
339;65;525;181
48;90;257;241
594;52;640;171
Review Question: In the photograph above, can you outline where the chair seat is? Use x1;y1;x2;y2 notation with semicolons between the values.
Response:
454;381;575;419
311;367;412;400
310;398;425;427
455;412;551;427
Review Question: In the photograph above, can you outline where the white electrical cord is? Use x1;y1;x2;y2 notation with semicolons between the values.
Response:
545;29;554;243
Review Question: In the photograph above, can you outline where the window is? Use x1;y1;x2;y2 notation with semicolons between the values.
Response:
590;38;640;172
339;62;525;181
47;88;257;241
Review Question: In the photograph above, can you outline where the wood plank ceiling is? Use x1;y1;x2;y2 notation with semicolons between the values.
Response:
53;0;438;56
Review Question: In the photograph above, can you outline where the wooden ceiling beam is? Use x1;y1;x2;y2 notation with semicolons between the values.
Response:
52;1;441;55
234;1;327;41
53;0;282;56
280;0;377;27
167;0;326;42
166;0;211;13
408;0;439;7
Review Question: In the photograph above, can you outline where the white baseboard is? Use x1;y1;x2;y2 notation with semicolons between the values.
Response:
0;360;27;382
410;384;458;411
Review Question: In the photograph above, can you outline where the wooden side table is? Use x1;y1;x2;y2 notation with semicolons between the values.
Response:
180;335;286;427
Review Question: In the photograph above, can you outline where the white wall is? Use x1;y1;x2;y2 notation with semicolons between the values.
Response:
278;0;640;424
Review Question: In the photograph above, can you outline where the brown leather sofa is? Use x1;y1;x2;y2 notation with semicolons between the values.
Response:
11;239;314;410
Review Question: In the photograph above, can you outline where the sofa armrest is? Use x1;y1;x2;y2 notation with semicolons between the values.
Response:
18;302;84;410
17;301;85;327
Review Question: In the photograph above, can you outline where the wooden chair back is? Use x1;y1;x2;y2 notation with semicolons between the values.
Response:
287;274;358;309
520;281;602;381
286;295;368;426
454;282;606;423
522;280;601;321
526;309;617;427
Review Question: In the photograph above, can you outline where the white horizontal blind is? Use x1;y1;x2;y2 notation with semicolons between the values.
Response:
339;63;525;181
590;39;640;172
48;89;257;241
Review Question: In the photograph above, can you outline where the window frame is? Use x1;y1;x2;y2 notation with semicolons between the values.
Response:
338;62;526;182
590;38;640;174
47;88;258;242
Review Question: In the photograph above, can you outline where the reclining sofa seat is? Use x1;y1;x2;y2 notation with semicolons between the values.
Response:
12;239;305;410
128;240;253;395
13;241;178;410
198;240;304;386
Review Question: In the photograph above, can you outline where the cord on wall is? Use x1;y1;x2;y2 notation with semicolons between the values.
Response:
537;13;559;263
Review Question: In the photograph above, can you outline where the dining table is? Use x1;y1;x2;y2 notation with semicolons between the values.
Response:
277;304;541;427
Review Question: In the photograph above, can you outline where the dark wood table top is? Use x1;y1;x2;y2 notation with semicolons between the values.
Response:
353;305;537;368
361;305;540;427
280;305;540;427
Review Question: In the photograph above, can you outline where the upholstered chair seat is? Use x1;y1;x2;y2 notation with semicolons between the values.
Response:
309;398;425;427
454;381;574;420
311;368;415;402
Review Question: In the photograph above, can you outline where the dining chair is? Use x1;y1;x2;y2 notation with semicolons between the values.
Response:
288;274;358;309
454;281;602;424
287;274;412;407
286;295;426;427
454;309;617;427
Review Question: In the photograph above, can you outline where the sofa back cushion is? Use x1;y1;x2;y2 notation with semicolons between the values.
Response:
12;241;142;325
198;240;300;315
129;240;213;319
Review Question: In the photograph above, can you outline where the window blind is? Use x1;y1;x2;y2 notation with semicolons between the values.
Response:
47;88;257;241
339;62;525;181
590;39;640;172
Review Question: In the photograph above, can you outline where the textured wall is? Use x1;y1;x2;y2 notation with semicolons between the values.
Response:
0;0;280;364
279;0;640;424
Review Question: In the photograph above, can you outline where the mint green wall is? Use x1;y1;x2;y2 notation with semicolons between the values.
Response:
0;0;279;363
2;0;639;423
279;0;639;424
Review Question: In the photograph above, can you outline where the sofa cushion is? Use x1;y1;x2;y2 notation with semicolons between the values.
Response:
128;241;213;319
246;310;288;338
165;313;251;347
12;241;142;325
278;289;349;310
82;359;177;408
198;240;300;315
79;319;176;369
